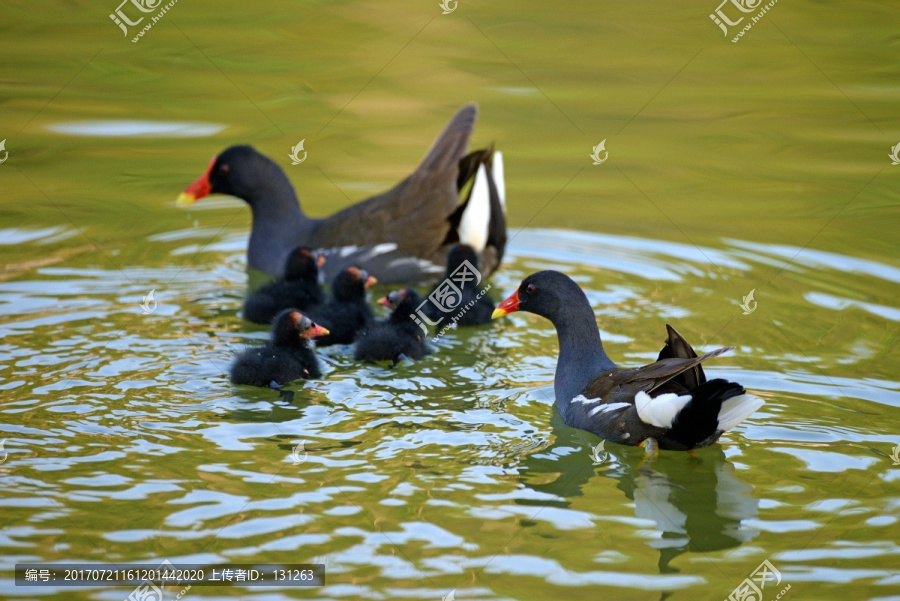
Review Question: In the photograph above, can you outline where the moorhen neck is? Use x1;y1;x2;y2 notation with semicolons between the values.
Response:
492;270;764;451
177;104;507;286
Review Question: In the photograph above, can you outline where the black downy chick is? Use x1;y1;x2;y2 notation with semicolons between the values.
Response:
230;309;329;388
421;243;495;327
243;247;325;324
309;266;377;346
354;288;430;363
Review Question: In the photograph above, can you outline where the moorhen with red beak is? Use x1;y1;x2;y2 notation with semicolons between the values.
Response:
177;104;506;286
242;247;325;324
230;309;329;387
354;288;429;363
308;266;377;347
492;271;764;452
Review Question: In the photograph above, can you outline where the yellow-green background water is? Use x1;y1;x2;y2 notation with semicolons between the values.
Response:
1;0;898;599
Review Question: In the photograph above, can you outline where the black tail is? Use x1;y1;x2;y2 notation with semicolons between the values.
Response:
667;379;745;449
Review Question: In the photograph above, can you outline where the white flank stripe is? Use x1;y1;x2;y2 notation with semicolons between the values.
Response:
717;394;765;431
493;151;506;211
635;391;693;429
571;394;600;405
458;164;491;252
588;402;631;418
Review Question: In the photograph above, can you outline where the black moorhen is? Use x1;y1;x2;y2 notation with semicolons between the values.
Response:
492;271;764;452
354;288;429;363
308;266;376;347
420;243;495;327
242;247;325;324
230;309;329;388
177;104;506;285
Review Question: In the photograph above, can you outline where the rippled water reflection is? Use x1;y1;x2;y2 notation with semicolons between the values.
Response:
1;224;898;600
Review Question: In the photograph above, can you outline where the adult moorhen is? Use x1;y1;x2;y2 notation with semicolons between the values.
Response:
177;104;506;286
354;288;430;363
308;266;376;347
492;271;764;452
420;243;495;328
242;247;325;324
230;309;329;388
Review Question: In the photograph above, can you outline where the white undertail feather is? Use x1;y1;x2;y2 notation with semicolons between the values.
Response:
457;163;491;252
635;391;693;429
492;151;506;211
717;394;765;432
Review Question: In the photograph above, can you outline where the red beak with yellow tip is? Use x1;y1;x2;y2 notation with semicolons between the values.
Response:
364;275;377;289
491;290;520;319
177;156;216;206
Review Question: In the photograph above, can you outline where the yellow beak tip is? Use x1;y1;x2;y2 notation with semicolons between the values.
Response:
321;327;331;336
176;193;196;207
491;308;508;320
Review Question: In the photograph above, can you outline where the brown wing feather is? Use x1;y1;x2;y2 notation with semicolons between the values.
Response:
582;346;733;402
310;104;477;258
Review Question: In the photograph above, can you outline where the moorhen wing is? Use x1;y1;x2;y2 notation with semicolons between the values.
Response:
308;266;376;347
230;309;329;387
242;247;325;324
354;288;430;363
492;271;764;452
177;104;506;286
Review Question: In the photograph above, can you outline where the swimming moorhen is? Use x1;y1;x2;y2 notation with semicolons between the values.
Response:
230;309;329;388
354;288;429;363
242;247;325;324
492;271;764;452
177;104;506;285
420;243;495;327
308;266;376;347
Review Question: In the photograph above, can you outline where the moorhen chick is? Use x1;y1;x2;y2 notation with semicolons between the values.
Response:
354;288;429;363
242;247;325;324
420;243;495;328
177;104;506;285
492;271;764;452
230;309;329;388
308;266;376;346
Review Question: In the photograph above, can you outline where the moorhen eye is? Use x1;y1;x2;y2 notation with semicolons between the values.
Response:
219;164;230;175
526;284;536;294
299;317;312;330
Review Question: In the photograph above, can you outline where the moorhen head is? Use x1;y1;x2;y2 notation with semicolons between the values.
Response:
332;266;377;302
177;145;292;209
271;309;330;347
283;247;323;282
